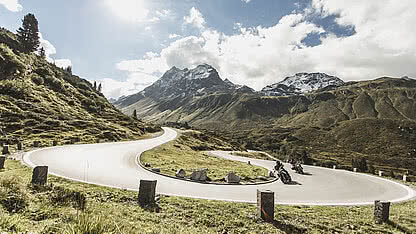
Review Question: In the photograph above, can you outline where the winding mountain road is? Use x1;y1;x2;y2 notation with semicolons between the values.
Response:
23;127;416;205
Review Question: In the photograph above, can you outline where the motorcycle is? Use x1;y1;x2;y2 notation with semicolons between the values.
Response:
291;163;304;175
278;167;292;184
274;164;292;184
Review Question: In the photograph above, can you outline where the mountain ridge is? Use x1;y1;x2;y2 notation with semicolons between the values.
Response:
115;65;344;108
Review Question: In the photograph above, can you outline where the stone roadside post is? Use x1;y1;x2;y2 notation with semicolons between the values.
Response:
31;166;48;185
17;141;23;150
257;189;275;222
374;200;390;224
0;156;6;169
2;145;10;155
138;180;157;207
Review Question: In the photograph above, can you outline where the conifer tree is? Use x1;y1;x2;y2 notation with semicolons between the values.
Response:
93;81;97;90
98;83;102;92
39;47;46;58
16;13;40;53
65;66;72;74
133;109;137;119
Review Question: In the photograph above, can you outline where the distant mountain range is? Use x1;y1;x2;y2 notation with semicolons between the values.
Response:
115;64;343;108
114;65;416;130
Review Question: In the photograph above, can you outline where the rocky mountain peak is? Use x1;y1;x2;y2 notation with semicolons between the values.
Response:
262;72;344;96
125;64;234;103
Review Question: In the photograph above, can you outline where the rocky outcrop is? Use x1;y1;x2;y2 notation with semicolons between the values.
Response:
225;172;240;183
176;169;186;178
190;169;207;181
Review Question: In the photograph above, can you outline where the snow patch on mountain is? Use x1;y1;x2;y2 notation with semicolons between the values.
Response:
262;73;344;96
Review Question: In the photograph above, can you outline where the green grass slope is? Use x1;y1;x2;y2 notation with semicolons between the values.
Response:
0;28;159;145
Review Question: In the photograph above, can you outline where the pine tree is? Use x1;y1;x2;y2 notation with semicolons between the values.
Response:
39;47;46;58
16;13;40;53
98;83;102;92
65;66;72;74
93;81;97;90
133;109;137;119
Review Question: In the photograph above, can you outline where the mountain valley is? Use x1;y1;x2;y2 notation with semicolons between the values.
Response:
115;64;416;174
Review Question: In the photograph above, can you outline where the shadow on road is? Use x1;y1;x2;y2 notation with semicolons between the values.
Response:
287;181;302;185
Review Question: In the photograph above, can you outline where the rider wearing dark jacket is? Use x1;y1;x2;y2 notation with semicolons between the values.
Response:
274;160;282;171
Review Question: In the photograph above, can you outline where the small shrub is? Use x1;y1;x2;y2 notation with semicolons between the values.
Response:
31;74;44;85
0;28;20;51
0;43;25;77
0;177;27;213
48;186;87;211
78;82;91;91
0;80;29;99
34;67;52;77
0;214;22;232
44;75;64;91
44;119;62;127
62;213;117;234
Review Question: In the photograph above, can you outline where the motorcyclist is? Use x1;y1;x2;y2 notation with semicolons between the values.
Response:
274;160;283;171
274;160;292;184
295;161;304;174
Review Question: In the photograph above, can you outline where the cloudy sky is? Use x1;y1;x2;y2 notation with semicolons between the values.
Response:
1;0;415;99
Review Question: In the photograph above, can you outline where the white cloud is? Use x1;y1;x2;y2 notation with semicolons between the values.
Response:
183;7;206;29
116;54;168;75
305;0;416;79
38;33;72;69
169;34;180;39
148;17;160;23
241;0;250;3
54;59;72;69
105;0;149;23
0;0;22;12
105;1;172;25
99;72;159;99
38;33;57;63
109;0;416;98
156;9;171;18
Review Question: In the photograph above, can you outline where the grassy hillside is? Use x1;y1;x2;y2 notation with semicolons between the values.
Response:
0;28;159;146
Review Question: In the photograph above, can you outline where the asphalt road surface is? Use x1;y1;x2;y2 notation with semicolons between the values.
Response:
24;127;416;205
